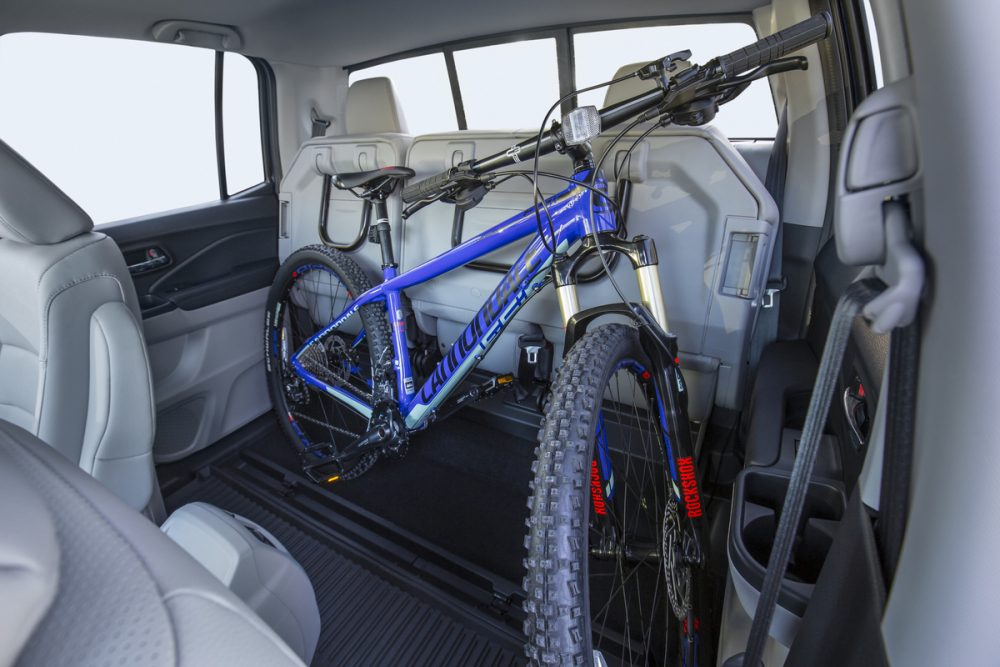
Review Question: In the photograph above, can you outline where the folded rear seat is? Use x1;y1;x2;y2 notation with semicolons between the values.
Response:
278;77;411;285
401;66;778;423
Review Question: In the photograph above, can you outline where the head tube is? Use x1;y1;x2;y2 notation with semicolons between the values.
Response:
575;167;617;236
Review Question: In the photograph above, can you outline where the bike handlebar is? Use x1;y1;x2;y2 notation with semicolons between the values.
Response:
399;168;457;204
715;11;832;78
400;12;832;205
400;87;666;204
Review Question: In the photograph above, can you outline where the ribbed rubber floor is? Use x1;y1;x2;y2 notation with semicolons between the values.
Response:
175;476;523;666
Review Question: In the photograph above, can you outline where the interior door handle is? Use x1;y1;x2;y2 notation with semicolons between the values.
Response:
128;248;170;275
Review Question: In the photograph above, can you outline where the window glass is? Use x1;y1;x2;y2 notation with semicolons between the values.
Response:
350;54;457;135
453;39;561;130
862;0;885;88
223;52;264;194
0;33;221;223
574;24;778;138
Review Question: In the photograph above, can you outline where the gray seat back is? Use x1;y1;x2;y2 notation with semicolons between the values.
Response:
278;77;412;286
0;420;304;667
0;139;156;511
399;70;777;419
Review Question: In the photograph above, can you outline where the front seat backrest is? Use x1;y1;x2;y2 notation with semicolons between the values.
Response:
0;420;304;667
0;139;156;511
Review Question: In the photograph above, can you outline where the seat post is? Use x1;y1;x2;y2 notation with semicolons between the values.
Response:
372;197;397;269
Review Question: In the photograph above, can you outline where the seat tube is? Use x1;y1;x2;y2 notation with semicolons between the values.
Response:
383;279;415;404
374;197;414;404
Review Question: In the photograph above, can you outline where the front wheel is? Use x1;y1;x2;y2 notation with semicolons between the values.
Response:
524;324;690;666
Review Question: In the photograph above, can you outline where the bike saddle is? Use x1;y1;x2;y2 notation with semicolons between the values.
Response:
333;166;415;190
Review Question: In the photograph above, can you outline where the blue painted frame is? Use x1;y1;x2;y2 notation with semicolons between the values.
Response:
290;168;615;430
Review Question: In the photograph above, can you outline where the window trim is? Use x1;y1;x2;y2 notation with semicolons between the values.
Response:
214;51;229;199
443;51;467;129
219;53;278;199
345;14;759;132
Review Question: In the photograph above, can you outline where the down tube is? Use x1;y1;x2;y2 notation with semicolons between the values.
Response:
403;234;562;428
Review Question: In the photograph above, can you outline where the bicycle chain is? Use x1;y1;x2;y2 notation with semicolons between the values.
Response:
290;411;362;440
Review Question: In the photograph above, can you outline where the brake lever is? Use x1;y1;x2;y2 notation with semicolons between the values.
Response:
401;189;449;220
714;56;808;89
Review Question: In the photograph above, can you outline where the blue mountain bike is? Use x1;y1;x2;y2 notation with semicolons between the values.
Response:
264;13;831;666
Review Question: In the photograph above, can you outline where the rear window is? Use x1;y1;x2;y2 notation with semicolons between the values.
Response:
453;39;560;130
348;22;778;139
349;54;458;136
573;23;778;138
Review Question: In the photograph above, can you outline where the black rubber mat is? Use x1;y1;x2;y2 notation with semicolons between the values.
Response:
166;472;524;666
243;413;536;583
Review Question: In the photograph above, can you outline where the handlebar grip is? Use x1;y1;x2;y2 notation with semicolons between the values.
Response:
716;11;832;78
401;169;454;203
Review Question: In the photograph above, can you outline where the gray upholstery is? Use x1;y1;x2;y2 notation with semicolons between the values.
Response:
0;421;305;667
0;139;156;511
603;61;689;108
0;140;92;245
0;454;60;667
345;76;408;134
279;77;412;286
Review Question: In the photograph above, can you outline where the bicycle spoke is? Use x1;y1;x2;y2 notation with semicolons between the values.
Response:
266;251;384;482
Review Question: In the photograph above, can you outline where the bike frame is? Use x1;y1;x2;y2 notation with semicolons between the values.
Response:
291;167;617;430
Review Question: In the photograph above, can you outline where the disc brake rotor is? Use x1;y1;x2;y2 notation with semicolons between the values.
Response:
663;497;692;619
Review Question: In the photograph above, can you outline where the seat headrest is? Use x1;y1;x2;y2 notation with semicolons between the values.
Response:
0;139;93;245
603;63;659;108
602;61;693;108
345;77;409;135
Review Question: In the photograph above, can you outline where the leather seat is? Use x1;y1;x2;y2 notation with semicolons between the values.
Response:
0;420;304;667
0;139;156;511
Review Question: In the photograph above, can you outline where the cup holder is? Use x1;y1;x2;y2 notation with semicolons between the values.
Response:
729;468;845;619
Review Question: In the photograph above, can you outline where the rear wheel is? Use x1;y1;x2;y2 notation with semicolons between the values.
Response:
264;245;391;481
525;324;685;666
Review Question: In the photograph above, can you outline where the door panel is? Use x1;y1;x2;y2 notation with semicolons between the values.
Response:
143;287;271;462
102;187;278;461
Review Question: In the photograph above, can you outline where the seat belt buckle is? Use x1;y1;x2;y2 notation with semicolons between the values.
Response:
762;276;787;309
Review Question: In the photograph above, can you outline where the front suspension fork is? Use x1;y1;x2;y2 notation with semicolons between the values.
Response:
554;233;669;333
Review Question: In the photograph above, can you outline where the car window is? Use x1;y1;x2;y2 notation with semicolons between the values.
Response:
574;23;778;138
222;52;265;194
0;33;264;224
453;39;560;130
349;54;457;136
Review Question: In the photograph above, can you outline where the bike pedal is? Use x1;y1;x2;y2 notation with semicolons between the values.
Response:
486;373;515;395
300;451;344;484
304;467;344;484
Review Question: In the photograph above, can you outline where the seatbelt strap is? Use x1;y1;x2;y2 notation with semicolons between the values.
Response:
762;105;789;314
727;279;882;667
765;106;789;219
877;319;920;582
310;107;332;138
744;107;790;392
